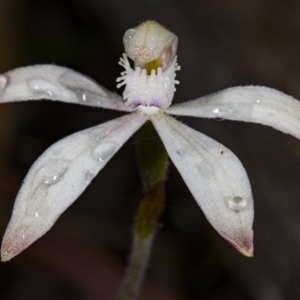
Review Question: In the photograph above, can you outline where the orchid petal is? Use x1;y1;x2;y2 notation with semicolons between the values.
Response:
0;65;133;112
1;112;146;261
166;86;300;139
151;113;254;256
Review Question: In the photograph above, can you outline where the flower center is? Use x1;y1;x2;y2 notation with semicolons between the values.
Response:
116;20;180;115
145;56;161;75
116;53;180;115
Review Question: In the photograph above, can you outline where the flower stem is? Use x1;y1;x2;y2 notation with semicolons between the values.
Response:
119;183;165;300
118;122;168;300
134;121;168;193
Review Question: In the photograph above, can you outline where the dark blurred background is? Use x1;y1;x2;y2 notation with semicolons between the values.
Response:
1;1;300;299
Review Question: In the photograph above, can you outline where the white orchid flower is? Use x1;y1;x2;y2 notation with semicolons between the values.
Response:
1;20;300;262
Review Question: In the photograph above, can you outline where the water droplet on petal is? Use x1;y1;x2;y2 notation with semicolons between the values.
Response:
212;108;224;121
42;163;68;186
176;149;187;157
92;142;116;162
74;88;105;106
268;109;276;116
85;170;96;183
25;160;69;217
124;28;136;44
0;74;8;90
89;127;109;141
27;79;56;97
227;196;248;212
213;108;221;115
59;71;107;106
26;185;48;217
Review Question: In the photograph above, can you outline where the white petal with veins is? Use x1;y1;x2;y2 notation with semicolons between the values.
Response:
0;65;133;112
151;113;254;256
1;112;147;261
166;86;300;139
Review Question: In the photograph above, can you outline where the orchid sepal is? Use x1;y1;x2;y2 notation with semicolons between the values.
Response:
151;112;254;256
1;111;147;261
0;64;133;112
166;86;300;140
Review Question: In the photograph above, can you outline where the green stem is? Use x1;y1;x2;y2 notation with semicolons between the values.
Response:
135;121;168;192
119;231;155;300
118;122;168;300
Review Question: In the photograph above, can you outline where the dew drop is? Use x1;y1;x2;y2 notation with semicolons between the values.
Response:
41;159;69;186
268;109;276;116
92;142;116;162
228;196;248;212
59;71;107;105
82;92;87;102
25;160;69;217
85;170;96;183
26;186;48;217
0;74;8;90
43;163;68;186
213;108;221;116
176;149;187;157
213;108;225;121
73;88;105;106
27;79;56;97
89;127;109;141
123;28;136;45
213;106;238;120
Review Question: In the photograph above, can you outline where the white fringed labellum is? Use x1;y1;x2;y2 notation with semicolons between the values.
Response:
117;20;180;114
